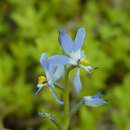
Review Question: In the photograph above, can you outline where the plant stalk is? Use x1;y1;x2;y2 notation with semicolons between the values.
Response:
62;66;75;130
63;67;70;130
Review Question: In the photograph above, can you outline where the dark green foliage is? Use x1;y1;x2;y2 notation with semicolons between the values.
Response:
0;0;130;130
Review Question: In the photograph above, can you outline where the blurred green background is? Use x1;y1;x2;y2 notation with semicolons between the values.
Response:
0;0;130;130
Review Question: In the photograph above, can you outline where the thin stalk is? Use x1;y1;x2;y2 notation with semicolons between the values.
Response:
63;67;70;130
62;66;75;130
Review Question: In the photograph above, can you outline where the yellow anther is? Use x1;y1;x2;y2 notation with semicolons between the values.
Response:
80;59;90;65
38;75;46;84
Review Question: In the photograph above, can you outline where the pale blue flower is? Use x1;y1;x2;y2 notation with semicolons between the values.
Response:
59;27;94;93
34;53;65;104
83;93;107;107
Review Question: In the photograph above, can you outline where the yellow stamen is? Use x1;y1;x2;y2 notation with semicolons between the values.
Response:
80;59;90;65
38;75;46;84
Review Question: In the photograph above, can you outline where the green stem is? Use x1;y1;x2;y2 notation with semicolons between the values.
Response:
63;67;70;130
62;66;75;130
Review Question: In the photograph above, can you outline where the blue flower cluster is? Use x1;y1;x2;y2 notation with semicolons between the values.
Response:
34;27;107;107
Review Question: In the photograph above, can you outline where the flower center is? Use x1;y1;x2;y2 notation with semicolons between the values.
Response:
38;75;47;84
80;59;90;65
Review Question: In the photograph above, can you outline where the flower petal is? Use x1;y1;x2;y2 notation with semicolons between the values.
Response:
33;83;46;96
47;64;64;85
74;27;86;51
48;55;69;82
83;93;107;107
74;69;81;93
48;55;69;66
40;54;65;87
40;53;52;81
80;51;85;58
49;86;64;105
59;31;74;54
53;64;64;81
40;53;49;73
81;65;94;74
70;50;81;62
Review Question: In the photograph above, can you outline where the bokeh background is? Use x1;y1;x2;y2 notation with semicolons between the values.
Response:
0;0;130;130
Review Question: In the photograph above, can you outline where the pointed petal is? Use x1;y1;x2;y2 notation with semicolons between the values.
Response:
81;65;94;74
48;64;64;85
49;86;64;105
80;51;85;58
40;55;69;86
59;31;74;54
48;55;69;66
33;84;46;96
53;64;64;81
74;69;82;93
40;53;52;81
40;53;47;67
40;53;49;72
83;94;107;107
48;55;70;82
74;27;86;51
